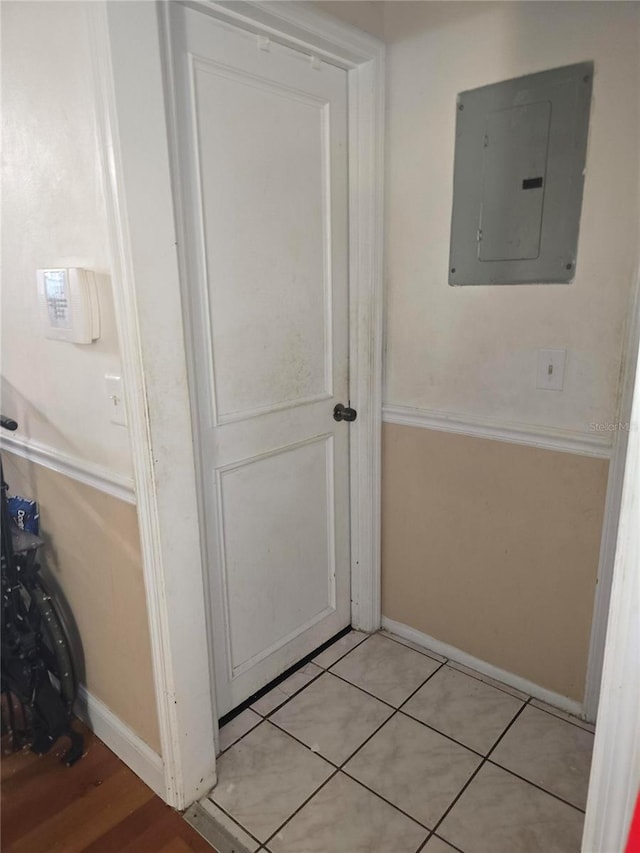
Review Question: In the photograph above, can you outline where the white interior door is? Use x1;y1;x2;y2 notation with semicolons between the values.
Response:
169;3;352;716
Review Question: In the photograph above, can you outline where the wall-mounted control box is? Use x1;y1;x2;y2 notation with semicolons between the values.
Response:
449;62;593;285
37;268;100;344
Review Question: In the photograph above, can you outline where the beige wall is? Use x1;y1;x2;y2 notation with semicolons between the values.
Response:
3;453;160;751
382;423;609;702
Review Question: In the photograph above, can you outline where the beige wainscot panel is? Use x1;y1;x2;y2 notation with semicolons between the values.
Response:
4;453;160;752
381;423;609;703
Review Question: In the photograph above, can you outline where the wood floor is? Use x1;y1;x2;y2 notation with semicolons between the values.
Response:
1;723;217;852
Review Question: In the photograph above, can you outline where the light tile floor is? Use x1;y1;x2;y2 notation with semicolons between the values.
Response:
198;630;594;853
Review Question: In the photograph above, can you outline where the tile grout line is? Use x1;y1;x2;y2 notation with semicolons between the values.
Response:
218;716;267;757
260;756;434;848
380;631;531;703
263;657;461;842
383;629;595;731
327;652;534;763
203;793;267;851
216;694;420;852
218;715;264;756
377;635;592;812
483;757;587;813
395;660;448;710
269;709;435;834
415;829;467;853
382;631;524;704
430;833;467;853
219;663;331;754
528;700;596;734
246;657;452;851
219;648;487;847
396;709;485;760
328;648;448;714
242;691;429;852
426;698;532;844
327;668;402;710
379;631;449;664
265;718;341;771
217;652;378;758
223;655;519;761
260;667;326;720
220;629;588;751
216;632;590;850
264;674;586;840
223;630;372;740
260;767;341;850
222;671;590;771
222;630;579;755
218;625;354;729
312;631;370;669
246;646;491;766
216;714;425;848
473;693;589;813
411;689;529;853
441;661;528;702
340;763;432;834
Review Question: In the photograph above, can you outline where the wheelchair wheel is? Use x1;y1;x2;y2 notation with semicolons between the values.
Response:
25;574;78;713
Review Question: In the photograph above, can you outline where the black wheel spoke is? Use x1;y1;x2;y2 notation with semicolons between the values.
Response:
2;467;82;758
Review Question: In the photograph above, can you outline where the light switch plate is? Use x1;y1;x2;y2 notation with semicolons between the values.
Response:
105;374;128;426
536;348;566;391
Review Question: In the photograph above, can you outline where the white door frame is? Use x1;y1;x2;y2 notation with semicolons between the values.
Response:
581;294;640;852
89;0;384;809
582;269;640;721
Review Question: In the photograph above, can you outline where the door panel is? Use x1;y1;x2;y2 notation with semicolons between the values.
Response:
170;4;351;716
219;436;336;674
193;60;334;421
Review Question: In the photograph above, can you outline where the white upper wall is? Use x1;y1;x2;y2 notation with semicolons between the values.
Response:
1;1;133;475
313;1;385;39
383;1;640;437
4;0;638;468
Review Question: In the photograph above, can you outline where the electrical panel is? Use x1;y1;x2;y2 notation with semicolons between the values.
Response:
449;62;593;286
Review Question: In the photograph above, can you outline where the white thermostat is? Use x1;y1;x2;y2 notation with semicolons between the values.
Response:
37;268;100;344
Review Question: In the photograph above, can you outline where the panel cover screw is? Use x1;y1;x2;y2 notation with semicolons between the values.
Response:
566;263;573;270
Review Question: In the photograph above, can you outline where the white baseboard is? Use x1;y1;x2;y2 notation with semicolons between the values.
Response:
75;685;165;799
381;616;584;719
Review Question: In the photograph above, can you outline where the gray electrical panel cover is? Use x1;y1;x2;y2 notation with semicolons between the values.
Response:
448;62;593;285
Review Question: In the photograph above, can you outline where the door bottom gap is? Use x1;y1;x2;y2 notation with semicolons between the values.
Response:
219;625;352;728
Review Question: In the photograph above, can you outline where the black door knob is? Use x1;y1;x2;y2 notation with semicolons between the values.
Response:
333;403;357;422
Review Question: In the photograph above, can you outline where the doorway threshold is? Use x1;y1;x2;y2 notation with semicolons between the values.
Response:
185;798;253;853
